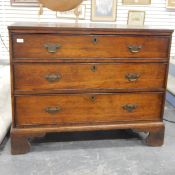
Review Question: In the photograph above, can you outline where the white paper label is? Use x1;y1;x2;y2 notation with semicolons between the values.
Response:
16;39;24;43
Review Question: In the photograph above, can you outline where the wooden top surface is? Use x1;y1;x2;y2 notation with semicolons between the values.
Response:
8;22;174;34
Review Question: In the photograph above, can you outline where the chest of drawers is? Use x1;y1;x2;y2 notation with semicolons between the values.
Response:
8;22;173;154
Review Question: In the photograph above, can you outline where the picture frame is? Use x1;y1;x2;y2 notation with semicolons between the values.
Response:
127;10;145;26
11;0;38;6
91;0;117;22
122;0;151;5
166;0;175;9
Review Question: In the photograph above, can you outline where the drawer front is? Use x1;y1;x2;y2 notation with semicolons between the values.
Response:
15;93;163;126
12;34;169;59
14;63;166;91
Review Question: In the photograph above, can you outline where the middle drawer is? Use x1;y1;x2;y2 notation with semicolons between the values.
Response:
14;63;166;92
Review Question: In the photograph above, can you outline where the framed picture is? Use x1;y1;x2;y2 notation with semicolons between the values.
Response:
11;0;38;6
166;0;175;9
91;0;117;22
122;0;151;5
127;11;145;26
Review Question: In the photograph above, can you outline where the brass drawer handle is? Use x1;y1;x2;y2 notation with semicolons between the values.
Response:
122;104;138;112
128;45;142;53
45;73;61;82
125;73;140;82
44;43;61;53
45;107;61;114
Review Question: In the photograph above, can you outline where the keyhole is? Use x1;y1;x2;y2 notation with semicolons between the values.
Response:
90;96;96;102
91;65;97;72
92;37;97;44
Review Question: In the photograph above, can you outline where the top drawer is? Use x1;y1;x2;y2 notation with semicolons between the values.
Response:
12;34;169;59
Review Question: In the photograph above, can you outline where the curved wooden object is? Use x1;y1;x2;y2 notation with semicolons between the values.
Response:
11;129;45;155
133;125;165;146
146;126;165;146
39;0;83;12
10;123;165;154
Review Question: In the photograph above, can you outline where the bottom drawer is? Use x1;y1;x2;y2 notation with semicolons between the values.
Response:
15;93;163;126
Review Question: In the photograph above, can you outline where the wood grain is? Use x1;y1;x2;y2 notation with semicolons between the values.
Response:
8;22;173;153
14;63;167;91
10;122;164;154
12;34;169;59
15;93;163;126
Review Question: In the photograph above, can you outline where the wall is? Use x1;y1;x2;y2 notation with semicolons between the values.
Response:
0;0;175;63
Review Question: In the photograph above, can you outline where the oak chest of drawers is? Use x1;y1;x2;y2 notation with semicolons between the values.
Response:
8;22;173;154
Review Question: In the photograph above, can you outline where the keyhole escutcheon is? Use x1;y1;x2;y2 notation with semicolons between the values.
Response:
92;37;98;44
